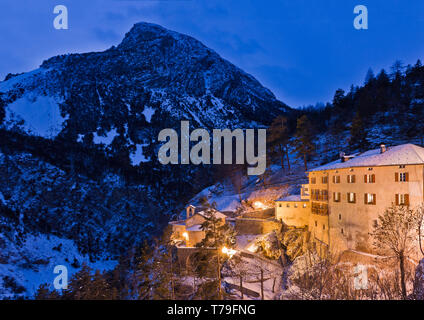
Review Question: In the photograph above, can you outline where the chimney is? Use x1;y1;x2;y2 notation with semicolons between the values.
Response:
340;152;346;163
380;144;386;154
186;206;193;219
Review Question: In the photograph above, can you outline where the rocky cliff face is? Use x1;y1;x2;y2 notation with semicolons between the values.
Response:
1;22;289;140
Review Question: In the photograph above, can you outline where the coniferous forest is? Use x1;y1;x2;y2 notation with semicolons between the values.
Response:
24;59;424;300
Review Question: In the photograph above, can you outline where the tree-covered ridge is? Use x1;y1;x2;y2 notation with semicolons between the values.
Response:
300;60;424;149
267;59;424;171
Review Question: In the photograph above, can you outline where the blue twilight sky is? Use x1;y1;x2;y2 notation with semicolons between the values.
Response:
0;0;423;108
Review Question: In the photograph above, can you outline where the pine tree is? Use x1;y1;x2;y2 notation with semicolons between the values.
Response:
364;68;375;85
293;115;315;171
391;60;405;79
196;199;236;299
151;242;177;300
228;165;245;204
197;200;236;250
90;269;115;299
135;242;154;299
349;112;368;151
63;264;93;300
327;116;345;151
35;284;61;300
0;104;5;126
135;229;182;300
268;115;291;172
332;89;346;111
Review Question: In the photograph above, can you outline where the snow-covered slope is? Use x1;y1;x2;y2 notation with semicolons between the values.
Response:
0;151;158;297
0;22;293;298
0;233;116;299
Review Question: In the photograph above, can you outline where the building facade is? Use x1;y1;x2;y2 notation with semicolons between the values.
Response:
169;205;227;247
275;194;309;228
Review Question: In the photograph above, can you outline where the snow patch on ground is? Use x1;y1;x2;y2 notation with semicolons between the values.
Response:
93;128;118;145
0;68;46;93
130;143;149;165
5;95;65;138
236;235;262;251
0;233;117;299
142;106;155;123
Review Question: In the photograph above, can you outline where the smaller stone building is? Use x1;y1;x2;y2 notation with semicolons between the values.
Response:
275;195;309;228
275;185;310;228
235;208;281;235
169;205;227;247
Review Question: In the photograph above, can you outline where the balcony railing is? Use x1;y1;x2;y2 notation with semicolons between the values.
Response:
310;194;329;201
311;202;329;216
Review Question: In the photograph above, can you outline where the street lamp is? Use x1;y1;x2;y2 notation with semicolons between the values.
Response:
254;201;266;210
182;232;189;241
221;246;237;258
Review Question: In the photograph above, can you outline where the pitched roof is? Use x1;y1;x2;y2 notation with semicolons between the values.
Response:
309;144;424;172
276;195;304;202
197;210;227;220
186;224;203;232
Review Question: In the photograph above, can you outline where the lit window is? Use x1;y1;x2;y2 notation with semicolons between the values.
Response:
333;176;340;184
333;192;341;202
364;174;375;183
396;194;409;206
365;193;376;205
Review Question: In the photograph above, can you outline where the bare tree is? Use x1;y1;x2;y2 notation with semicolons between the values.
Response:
226;255;250;299
417;205;424;257
371;204;421;299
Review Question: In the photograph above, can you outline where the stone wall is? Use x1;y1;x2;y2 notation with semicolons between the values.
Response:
275;201;310;227
235;218;281;235
175;247;217;270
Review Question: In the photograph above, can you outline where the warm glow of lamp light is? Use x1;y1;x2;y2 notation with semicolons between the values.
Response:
182;232;189;240
254;201;267;210
221;246;237;258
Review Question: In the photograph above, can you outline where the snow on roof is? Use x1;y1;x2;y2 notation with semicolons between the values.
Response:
276;195;305;202
168;220;185;226
186;224;203;232
309;144;424;172
197;210;227;220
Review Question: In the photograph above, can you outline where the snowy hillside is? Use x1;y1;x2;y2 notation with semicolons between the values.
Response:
0;22;292;298
0;233;116;299
0;22;290;142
